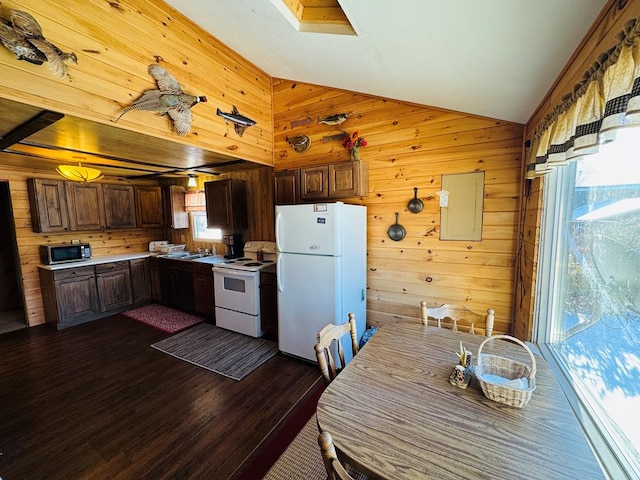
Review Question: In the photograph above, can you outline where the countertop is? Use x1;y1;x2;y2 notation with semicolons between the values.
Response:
38;252;229;271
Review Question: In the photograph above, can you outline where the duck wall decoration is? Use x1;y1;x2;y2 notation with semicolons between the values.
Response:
0;9;77;78
115;64;207;136
216;106;256;137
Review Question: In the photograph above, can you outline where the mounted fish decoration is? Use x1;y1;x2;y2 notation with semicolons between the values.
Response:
115;64;207;137
216;106;256;137
286;134;311;153
317;112;349;126
0;9;77;78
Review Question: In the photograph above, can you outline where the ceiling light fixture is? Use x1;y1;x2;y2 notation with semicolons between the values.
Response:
56;161;104;183
187;174;198;188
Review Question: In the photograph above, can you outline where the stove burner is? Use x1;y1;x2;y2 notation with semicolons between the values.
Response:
244;262;262;267
261;259;274;264
237;257;251;261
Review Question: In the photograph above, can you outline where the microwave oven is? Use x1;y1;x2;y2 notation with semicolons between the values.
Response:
40;243;92;265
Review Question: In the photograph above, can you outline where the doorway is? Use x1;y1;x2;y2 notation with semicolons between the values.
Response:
0;180;27;333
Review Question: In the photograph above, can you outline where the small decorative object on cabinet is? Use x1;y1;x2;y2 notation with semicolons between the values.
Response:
204;179;248;230
341;130;367;161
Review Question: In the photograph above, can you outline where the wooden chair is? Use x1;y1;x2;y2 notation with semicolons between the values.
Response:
420;301;495;337
314;313;358;385
318;431;359;480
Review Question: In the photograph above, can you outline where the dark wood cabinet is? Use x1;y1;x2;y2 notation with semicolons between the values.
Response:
193;262;214;317
287;161;369;203
66;182;106;231
27;178;70;233
28;178;165;233
204;179;248;230
103;184;136;229
135;186;164;228
300;166;329;201
96;262;133;312
163;185;189;229
329;160;369;198
260;268;277;336
148;256;161;301
130;258;152;303
159;257;194;311
274;170;300;205
39;266;99;329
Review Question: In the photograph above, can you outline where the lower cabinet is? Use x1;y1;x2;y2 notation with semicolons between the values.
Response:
39;258;152;330
148;256;162;301
260;269;277;336
159;257;195;311
130;258;152;303
39;266;100;329
193;262;215;317
96;262;133;312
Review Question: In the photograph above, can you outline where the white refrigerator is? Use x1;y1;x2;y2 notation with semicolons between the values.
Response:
275;202;367;363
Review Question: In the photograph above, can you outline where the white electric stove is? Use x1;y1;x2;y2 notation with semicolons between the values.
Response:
213;241;277;337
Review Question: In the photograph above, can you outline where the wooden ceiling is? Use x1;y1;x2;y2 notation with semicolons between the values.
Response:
276;0;355;34
0;97;262;181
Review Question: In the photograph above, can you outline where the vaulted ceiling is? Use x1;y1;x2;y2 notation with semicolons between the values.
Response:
166;0;608;124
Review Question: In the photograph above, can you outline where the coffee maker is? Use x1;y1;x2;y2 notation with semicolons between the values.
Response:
222;234;243;258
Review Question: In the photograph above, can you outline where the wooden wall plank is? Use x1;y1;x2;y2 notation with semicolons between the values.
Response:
273;80;524;334
0;155;163;326
0;0;274;166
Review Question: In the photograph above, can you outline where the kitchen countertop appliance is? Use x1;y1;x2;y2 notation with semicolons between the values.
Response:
275;202;366;363
222;234;244;259
213;241;277;337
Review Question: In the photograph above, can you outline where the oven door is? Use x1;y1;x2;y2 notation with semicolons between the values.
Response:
213;267;259;315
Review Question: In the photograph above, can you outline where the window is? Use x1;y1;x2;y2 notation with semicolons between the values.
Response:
190;211;222;242
536;127;640;479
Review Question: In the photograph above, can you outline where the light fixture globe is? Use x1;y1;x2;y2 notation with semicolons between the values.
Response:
56;162;103;183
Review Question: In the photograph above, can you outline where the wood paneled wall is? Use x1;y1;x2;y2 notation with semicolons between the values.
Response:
0;157;163;326
514;0;640;339
0;0;273;166
163;166;276;252
273;80;524;335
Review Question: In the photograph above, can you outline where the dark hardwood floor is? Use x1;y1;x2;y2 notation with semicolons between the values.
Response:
0;315;320;480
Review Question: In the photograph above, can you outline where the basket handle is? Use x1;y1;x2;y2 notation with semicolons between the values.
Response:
477;334;537;378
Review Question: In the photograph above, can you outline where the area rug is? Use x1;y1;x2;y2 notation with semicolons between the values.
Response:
122;303;205;334
151;323;278;380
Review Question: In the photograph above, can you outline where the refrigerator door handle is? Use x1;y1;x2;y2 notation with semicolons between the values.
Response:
275;211;282;253
277;253;283;292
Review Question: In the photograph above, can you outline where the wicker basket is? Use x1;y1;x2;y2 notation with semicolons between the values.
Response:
475;334;536;408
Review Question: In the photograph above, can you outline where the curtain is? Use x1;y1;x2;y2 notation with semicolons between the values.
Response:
526;16;640;178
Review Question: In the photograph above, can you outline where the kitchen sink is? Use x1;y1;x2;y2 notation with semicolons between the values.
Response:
181;254;205;260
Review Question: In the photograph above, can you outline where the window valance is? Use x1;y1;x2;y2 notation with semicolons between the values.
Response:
526;16;640;178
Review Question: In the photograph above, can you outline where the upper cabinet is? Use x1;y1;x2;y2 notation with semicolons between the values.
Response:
204;179;248;230
27;178;70;233
274;170;300;206
103;184;136;229
135;186;163;228
163;185;189;229
278;160;368;205
28;178;164;233
66;182;106;231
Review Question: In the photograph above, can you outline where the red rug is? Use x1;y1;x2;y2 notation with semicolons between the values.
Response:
122;304;205;334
